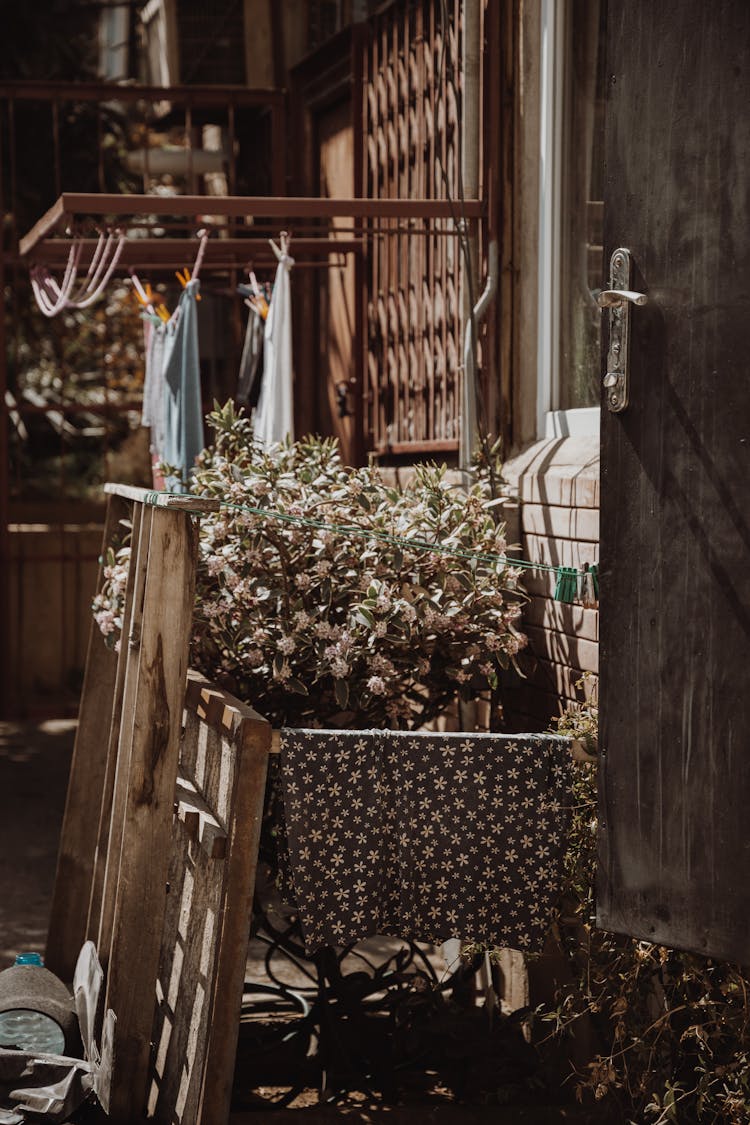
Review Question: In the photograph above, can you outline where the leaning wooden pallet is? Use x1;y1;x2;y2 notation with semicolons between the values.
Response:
45;484;272;1125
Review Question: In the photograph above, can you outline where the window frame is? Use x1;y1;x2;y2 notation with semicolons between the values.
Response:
536;0;601;441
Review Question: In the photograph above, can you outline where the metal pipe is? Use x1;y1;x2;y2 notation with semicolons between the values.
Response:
0;80;285;107
19;194;486;258
461;0;481;207
460;239;498;469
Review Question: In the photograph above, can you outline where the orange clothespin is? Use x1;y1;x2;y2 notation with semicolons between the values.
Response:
132;275;170;321
250;294;269;320
176;267;202;299
245;269;268;319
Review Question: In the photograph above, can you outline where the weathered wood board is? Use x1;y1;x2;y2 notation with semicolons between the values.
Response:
45;485;270;1123
598;1;750;963
147;673;270;1125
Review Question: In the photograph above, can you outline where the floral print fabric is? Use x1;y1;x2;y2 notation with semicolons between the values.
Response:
279;730;572;953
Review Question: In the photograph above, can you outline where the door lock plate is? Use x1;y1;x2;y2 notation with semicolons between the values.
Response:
601;248;646;413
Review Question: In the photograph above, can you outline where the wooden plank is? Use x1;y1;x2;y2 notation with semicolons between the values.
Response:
522;595;599;643
522;532;598;570
525;625;599;675
517;568;558;601
17;194;66;257
198;687;271;1124
95;504;154;959
45;494;124;981
521;502;600;542
146;674;271;1125
598;0;750;963
148;790;221;1123
516;469;600;508
105;507;198;1124
175;774;228;859
103;482;220;512
533;657;598;704
86;502;147;948
502;679;578;722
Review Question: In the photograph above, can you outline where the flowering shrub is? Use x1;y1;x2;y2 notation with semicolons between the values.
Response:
189;401;526;728
92;533;131;651
94;401;527;728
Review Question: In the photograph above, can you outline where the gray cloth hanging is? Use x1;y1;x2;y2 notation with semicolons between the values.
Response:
236;305;264;405
162;279;204;491
278;730;572;953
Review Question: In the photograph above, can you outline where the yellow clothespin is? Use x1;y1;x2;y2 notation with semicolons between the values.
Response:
176;267;202;299
132;276;170;322
251;295;269;320
246;268;269;319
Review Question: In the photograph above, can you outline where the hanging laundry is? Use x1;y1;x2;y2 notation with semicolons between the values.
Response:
141;318;167;486
161;279;204;492
278;730;572;953
253;251;294;446
236;304;265;406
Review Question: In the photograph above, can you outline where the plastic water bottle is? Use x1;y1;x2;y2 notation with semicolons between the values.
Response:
0;954;67;1054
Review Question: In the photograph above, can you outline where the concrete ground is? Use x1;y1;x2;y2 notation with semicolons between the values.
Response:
0;722;600;1123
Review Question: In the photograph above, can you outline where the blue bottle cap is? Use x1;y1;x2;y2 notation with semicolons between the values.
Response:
14;953;44;966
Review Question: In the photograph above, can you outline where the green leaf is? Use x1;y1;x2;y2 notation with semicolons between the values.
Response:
334;678;350;708
287;677;309;695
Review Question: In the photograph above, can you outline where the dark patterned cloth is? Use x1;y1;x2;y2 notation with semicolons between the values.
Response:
278;730;572;953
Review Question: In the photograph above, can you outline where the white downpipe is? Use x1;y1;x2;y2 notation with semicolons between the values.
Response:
537;0;565;436
460;240;499;469
461;0;481;207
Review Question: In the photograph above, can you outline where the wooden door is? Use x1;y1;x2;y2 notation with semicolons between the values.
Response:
597;1;750;962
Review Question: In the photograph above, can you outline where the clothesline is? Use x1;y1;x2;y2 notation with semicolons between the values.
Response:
142;489;600;603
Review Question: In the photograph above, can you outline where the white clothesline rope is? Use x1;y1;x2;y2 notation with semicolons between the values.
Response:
30;231;127;316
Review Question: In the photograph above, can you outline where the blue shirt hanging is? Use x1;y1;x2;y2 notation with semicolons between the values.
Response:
162;279;204;492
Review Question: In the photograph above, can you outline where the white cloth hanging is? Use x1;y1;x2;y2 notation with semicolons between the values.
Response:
253;253;294;447
141;319;166;460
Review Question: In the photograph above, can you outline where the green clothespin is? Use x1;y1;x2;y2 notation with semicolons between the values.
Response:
554;566;578;603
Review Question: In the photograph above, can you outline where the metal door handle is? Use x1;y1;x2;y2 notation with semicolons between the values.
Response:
594;288;648;308
600;248;647;412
